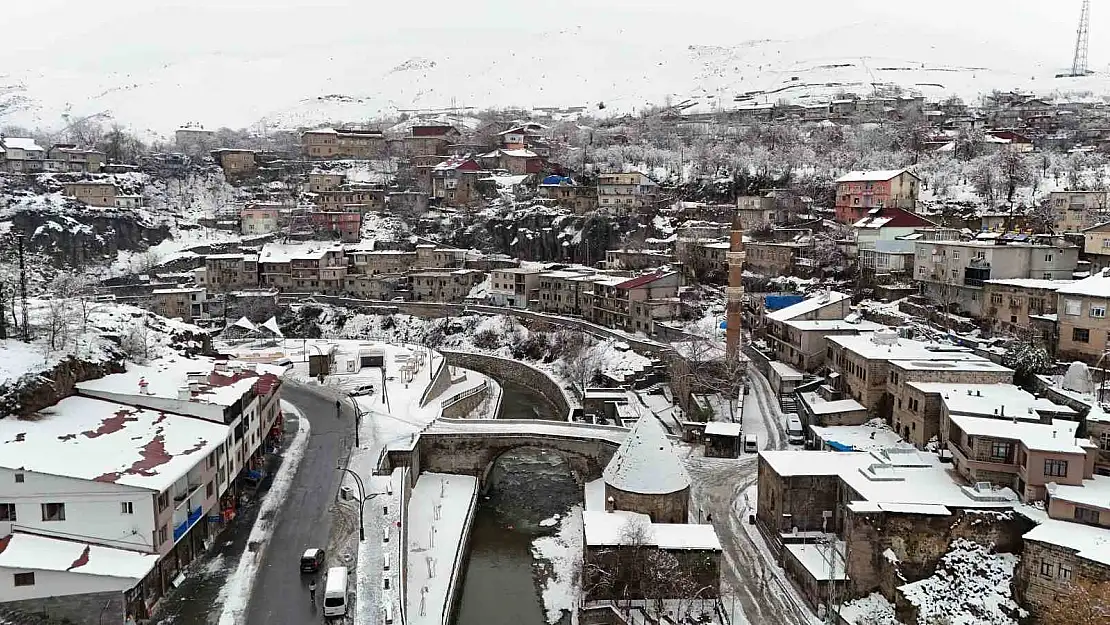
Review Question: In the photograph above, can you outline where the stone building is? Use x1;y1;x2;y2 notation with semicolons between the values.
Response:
1056;271;1110;364
301;128;385;159
886;361;1016;447
602;415;690;523
150;287;209;323
1018;520;1110;618
211;149;258;177
1050;190;1109;232
200;254;259;292
62;181;118;207
743;241;807;276
409;269;485;303
982;278;1071;340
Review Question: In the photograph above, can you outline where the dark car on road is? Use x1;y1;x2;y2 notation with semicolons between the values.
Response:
300;548;325;573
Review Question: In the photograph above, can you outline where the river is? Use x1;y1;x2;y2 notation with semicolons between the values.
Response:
454;382;580;625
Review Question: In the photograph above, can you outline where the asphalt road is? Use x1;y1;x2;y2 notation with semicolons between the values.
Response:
245;382;356;624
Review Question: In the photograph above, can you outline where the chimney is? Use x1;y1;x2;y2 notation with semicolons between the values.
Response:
177;386;192;400
1052;430;1057;439
605;496;615;512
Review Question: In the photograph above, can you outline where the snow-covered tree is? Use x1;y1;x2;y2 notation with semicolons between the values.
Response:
1001;341;1052;389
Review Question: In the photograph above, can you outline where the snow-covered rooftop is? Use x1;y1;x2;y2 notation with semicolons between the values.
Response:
1;137;45;152
1024;519;1110;565
836;169;908;183
891;359;1012;373
810;423;905;452
827;333;984;362
0;533;159;583
760;449;1017;509
783;319;884;332
257;241;343;263
704;422;743;437
77;357;283;411
784;540;847;581
909;383;1074;419
1057;271;1110;297
582;510;721;551
765;291;850;322
984;278;1075;291
947;416;1084;454
603;414;690;495
0;396;227;491
1047;475;1110;512
800;393;866;416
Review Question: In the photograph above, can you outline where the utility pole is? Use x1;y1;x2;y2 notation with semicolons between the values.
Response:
0;282;6;339
17;234;29;342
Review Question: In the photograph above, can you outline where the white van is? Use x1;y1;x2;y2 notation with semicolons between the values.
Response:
743;434;759;453
786;414;805;445
323;566;349;617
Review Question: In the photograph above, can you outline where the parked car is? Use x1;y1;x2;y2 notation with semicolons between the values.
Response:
301;548;325;573
351;384;374;397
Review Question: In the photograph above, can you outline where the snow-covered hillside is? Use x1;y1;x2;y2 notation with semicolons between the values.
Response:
2;2;1109;136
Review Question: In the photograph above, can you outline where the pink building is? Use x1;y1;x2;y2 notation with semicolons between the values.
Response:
834;169;920;223
309;210;362;242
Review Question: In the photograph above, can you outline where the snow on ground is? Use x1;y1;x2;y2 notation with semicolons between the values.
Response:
841;539;1025;625
216;400;311;625
406;473;478;625
531;504;584;624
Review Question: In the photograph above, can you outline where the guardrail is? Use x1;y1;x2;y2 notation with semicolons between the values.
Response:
439;380;489;412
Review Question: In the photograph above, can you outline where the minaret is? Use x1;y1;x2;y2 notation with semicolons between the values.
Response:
725;208;745;361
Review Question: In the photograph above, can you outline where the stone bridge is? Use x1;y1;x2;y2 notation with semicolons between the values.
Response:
384;419;628;486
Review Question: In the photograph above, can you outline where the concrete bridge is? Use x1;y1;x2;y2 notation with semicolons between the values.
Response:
384;418;629;486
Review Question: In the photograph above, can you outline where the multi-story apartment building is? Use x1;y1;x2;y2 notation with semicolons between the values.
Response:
308;172;345;193
583;270;681;335
61;181;117;207
834;168;920;223
769;318;884;373
46;144;104;173
887;361;1015;447
347;248;418;276
308;210;362;242
200;254;260;292
150;287;210;322
1081;221;1110;271
942;411;1091;502
914;238;1079;317
344;273;408;300
312;184;386;213
0;358;283;621
1056;270;1110;363
258;243;347;293
826;330;993;416
240;203;281;236
301;128;385;159
402;125;461;157
410;269;485;302
0;137;46;172
489;267;542;308
414;244;466;269
1050;190;1109;232
981;278;1071;338
537;176;598;214
174;127;215;155
431;156;483;206
744;241;807;276
210;149;258;177
533;269;599;316
597;171;659;213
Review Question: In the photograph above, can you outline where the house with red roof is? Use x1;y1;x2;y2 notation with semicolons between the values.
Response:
583;269;683;335
431;155;484;206
852;206;936;250
835;168;920;223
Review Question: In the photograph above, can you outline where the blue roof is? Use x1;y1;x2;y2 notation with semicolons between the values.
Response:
541;175;573;186
765;294;805;311
825;440;855;452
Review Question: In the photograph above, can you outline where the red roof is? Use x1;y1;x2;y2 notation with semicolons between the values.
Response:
617;272;667;290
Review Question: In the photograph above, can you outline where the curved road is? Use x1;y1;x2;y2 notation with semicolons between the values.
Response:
245;382;357;624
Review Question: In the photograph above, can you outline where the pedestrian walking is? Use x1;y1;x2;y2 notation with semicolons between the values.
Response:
309;577;317;604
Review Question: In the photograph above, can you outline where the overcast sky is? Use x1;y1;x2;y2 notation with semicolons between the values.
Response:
1;0;1103;72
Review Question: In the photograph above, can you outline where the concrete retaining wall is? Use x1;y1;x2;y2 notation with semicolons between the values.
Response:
441;480;479;625
440;350;574;419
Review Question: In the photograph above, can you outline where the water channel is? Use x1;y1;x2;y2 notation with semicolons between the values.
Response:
454;381;579;625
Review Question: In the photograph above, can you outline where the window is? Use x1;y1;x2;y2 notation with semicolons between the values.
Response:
1043;273;1053;280
120;502;133;515
1058;564;1073;581
13;572;34;587
1045;253;1054;262
990;294;1003;305
1073;328;1090;343
1040;561;1053;578
953;251;960;260
158;491;169;512
158;525;168;544
1065;299;1082;316
1100;430;1110;451
1103;239;1110;249
1044;459;1068;478
41;503;65;522
1074;506;1101;525
1092;306;1106;318
14;473;24;483
206;481;215;499
0;503;14;522
990;441;1011;459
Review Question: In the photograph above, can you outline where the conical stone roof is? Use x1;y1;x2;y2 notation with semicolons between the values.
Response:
603;416;691;495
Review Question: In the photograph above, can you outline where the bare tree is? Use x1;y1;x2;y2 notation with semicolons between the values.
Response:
1042;579;1110;625
559;342;606;398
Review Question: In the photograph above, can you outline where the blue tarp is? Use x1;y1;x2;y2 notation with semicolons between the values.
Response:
826;440;855;452
765;294;805;311
541;175;572;185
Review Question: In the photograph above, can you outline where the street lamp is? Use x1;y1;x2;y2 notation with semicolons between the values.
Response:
336;466;378;541
337;396;361;449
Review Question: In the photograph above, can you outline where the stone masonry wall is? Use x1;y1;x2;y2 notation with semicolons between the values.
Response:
1017;539;1110;618
605;483;690;524
1;590;125;625
844;508;1033;599
441;350;571;418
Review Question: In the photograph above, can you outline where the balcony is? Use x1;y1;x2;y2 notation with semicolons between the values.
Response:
173;506;204;542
